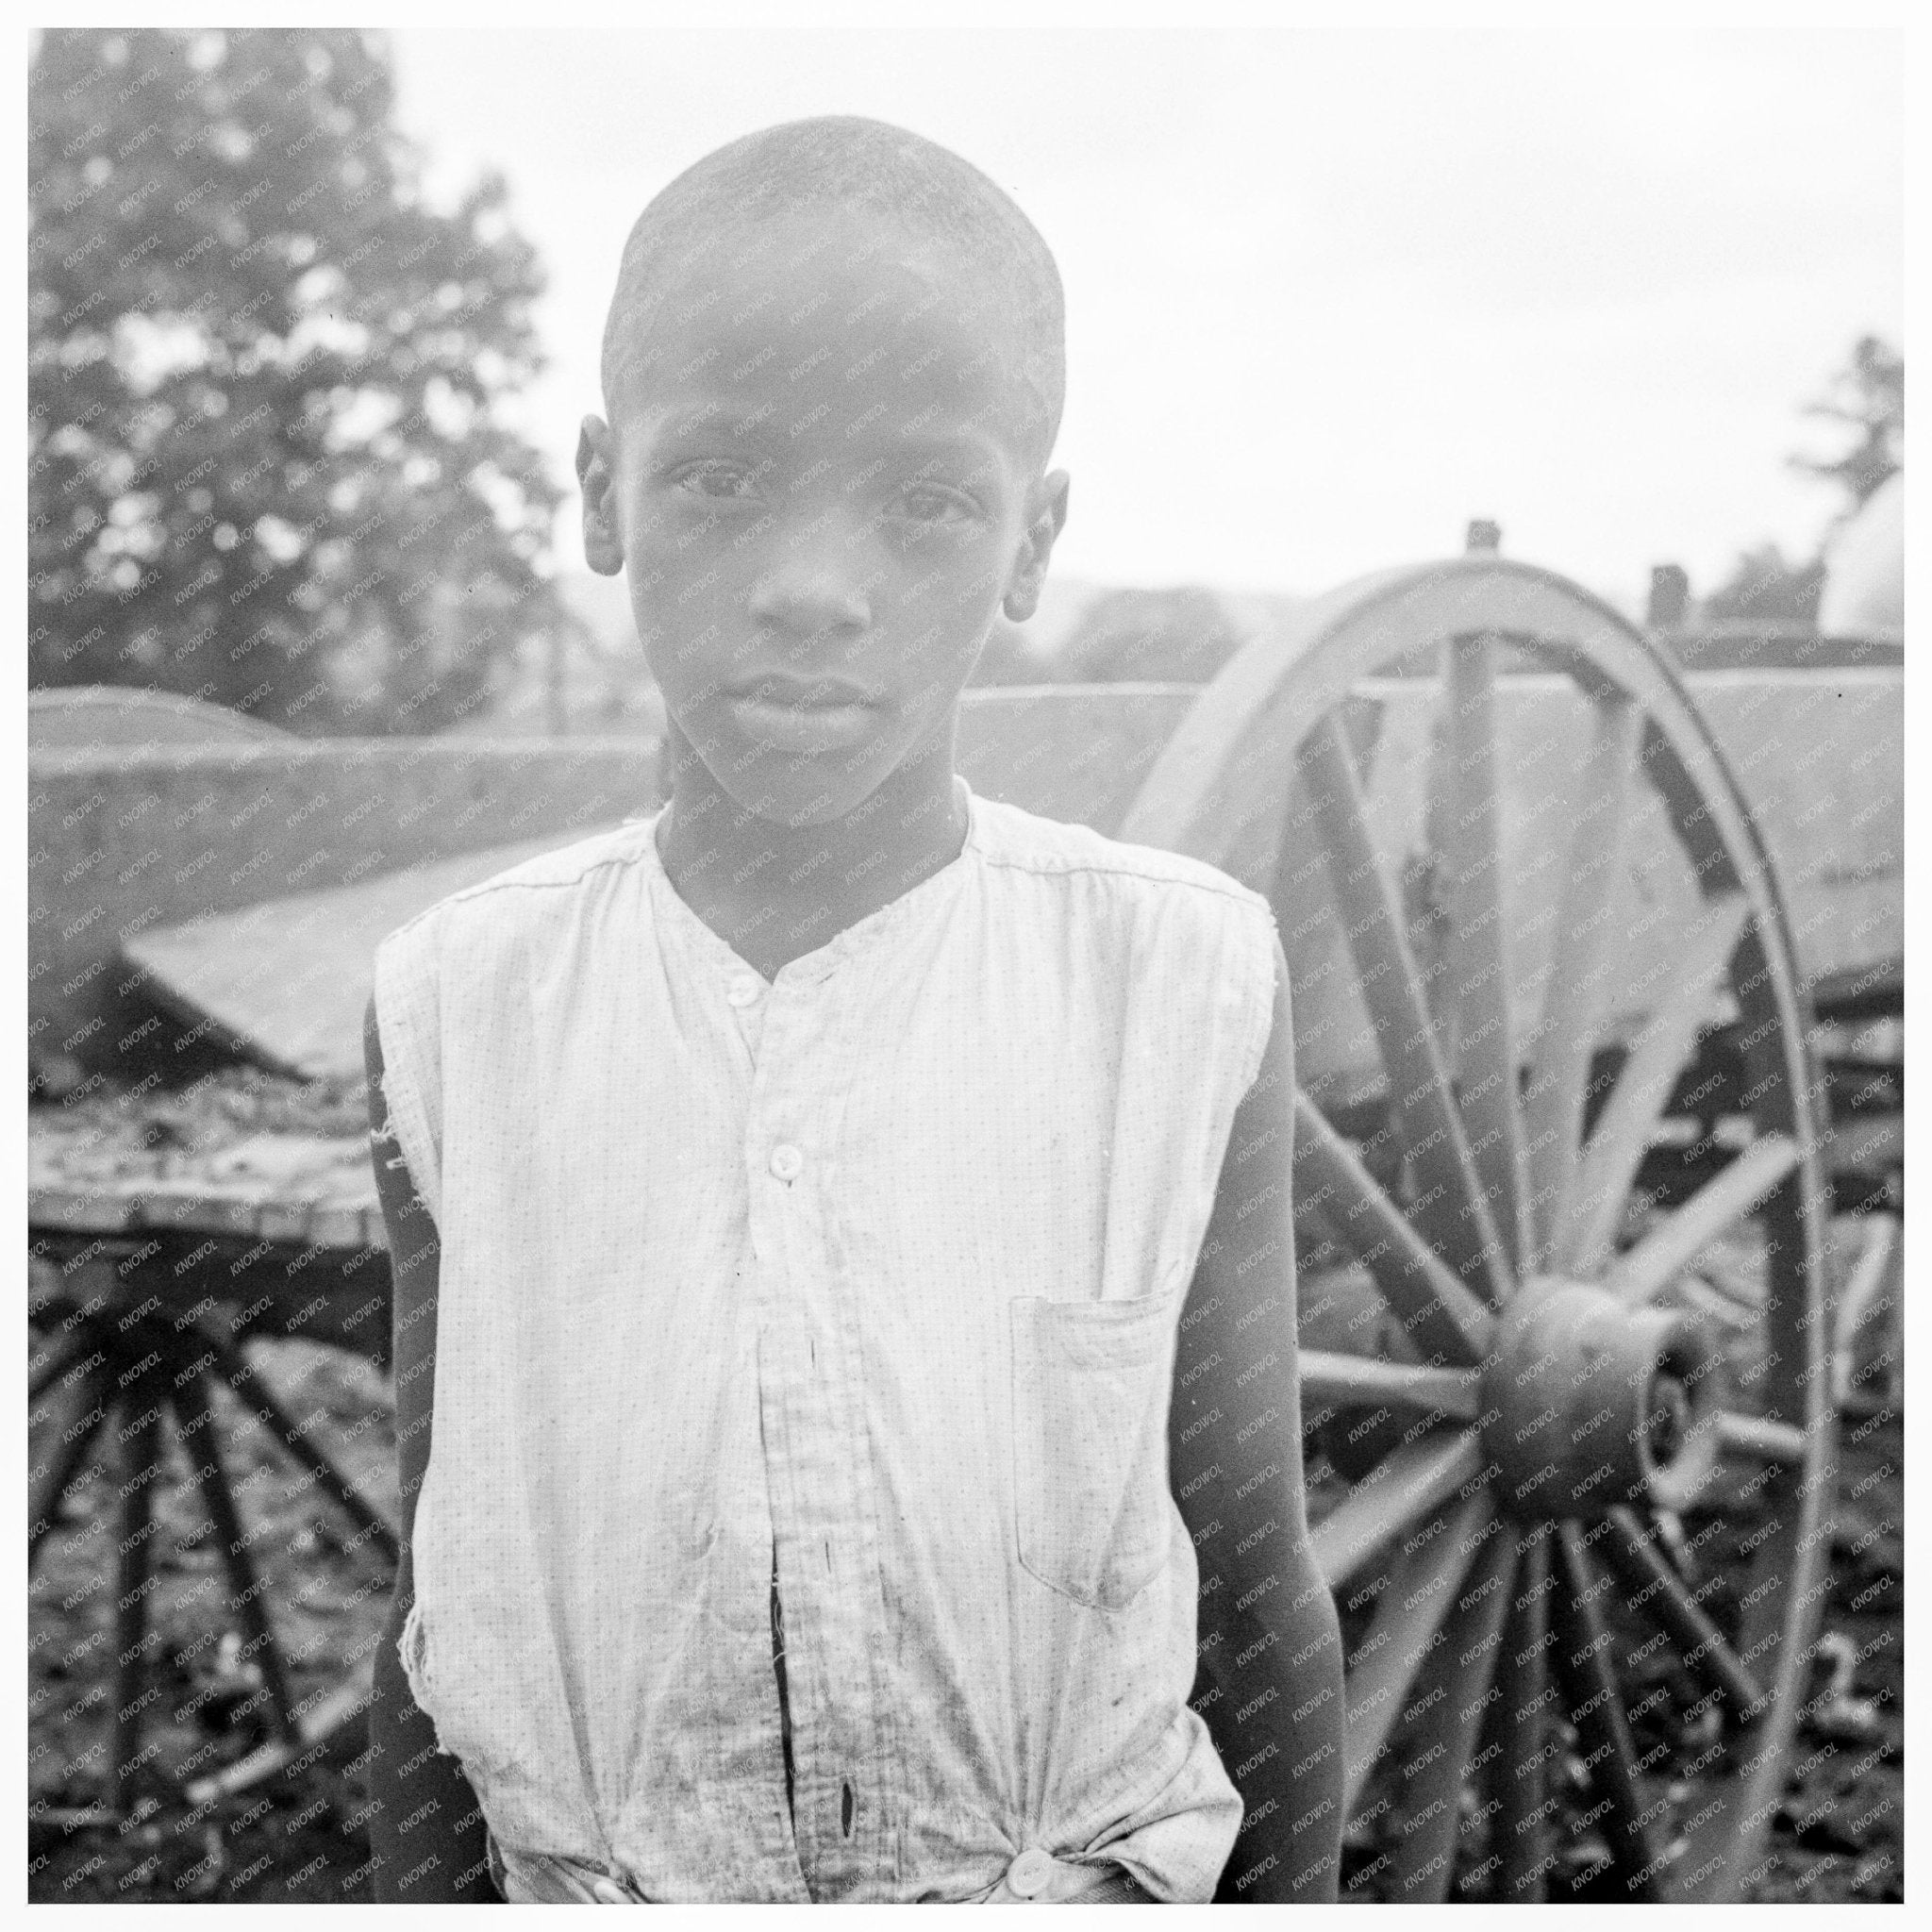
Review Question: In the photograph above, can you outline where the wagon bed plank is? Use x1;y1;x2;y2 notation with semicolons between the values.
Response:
29;1119;382;1253
119;825;622;1081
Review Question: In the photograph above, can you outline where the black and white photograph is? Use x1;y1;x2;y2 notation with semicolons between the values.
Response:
25;15;1907;1907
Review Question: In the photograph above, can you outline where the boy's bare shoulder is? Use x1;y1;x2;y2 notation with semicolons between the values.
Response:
375;817;659;960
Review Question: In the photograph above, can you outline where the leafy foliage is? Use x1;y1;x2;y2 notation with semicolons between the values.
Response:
1058;586;1246;683
1697;543;1824;627
28;28;571;734
1700;336;1902;630
1790;334;1904;517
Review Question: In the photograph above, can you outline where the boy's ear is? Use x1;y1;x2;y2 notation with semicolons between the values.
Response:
1002;469;1071;624
577;415;625;576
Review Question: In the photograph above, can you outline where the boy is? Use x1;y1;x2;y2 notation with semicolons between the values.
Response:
364;115;1342;1904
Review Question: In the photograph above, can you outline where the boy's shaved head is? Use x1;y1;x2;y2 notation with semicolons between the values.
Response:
600;115;1066;470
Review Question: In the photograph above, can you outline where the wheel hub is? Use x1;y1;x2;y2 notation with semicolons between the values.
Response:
1483;1277;1725;1521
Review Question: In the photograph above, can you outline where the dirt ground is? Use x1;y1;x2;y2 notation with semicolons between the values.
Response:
1746;1399;1905;1903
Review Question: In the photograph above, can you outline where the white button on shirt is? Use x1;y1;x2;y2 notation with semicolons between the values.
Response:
374;777;1278;1903
727;973;762;1008
1007;1847;1056;1897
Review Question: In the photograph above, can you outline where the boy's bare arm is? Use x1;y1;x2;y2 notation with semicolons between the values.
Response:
364;996;498;1904
1169;932;1344;1902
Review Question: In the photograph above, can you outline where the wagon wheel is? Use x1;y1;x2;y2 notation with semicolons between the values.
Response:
27;1250;398;1824
1124;555;1835;1902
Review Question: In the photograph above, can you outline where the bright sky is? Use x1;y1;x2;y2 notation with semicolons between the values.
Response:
388;25;1901;609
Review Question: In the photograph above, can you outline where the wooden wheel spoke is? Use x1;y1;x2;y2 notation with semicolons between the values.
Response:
1549;1524;1667;1899
1523;696;1643;1266
1833;1216;1903;1406
1296;713;1512;1303
173;1375;300;1743
1300;1348;1483;1422
1556;892;1751;1277
1376;1512;1520;1902
1342;1491;1494;1816
30;1374;111;1562
1293;1094;1492;1366
205;1332;399;1563
1432;633;1531;1271
112;1405;161;1800
1311;1429;1487;1594
30;1325;91;1405
1717;1410;1807;1465
1604;1134;1800;1304
1484;1522;1554;1900
1675;1277;1759;1333
1601;1507;1767;1720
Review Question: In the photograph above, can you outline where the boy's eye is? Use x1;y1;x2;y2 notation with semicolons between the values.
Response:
895;483;977;525
670;461;759;501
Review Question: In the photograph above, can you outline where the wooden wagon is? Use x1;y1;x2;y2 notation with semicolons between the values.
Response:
27;550;1904;1899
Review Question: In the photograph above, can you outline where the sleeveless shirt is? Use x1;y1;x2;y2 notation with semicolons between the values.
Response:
373;775;1280;1903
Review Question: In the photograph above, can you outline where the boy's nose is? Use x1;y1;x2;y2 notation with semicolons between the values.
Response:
747;539;872;638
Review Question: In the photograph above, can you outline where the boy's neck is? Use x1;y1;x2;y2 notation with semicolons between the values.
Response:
654;741;970;982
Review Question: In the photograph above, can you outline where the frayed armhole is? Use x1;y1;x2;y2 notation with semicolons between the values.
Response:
398;1599;456;1759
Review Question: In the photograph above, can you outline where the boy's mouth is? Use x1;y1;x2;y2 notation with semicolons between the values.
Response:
724;669;877;710
722;670;883;752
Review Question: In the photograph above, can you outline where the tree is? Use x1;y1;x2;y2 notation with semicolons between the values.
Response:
1790;333;1903;519
1698;335;1902;631
28;28;572;734
1696;542;1824;627
1059;587;1246;684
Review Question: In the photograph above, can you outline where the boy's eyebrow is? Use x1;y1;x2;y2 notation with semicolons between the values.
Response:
645;401;735;440
647;400;1012;471
894;428;1006;463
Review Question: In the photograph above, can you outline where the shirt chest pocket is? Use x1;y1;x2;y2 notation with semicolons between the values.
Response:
1009;1288;1179;1612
